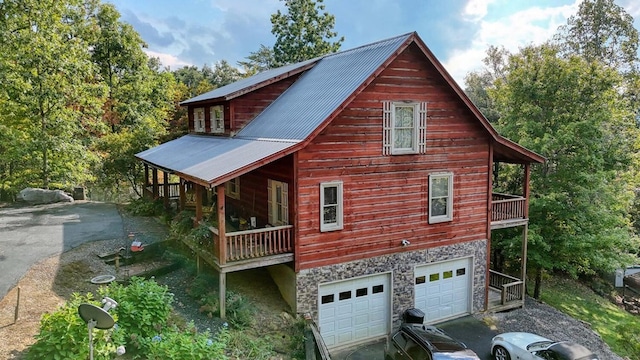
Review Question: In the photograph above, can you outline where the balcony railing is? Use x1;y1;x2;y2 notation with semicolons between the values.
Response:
489;270;524;309
206;224;293;263
491;193;526;223
144;183;180;199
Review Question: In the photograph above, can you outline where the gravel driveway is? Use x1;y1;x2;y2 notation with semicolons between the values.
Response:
479;297;625;360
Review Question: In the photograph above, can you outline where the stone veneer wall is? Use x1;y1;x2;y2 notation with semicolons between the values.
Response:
296;239;487;326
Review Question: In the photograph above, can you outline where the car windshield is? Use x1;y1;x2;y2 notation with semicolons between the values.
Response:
410;326;466;352
527;340;555;351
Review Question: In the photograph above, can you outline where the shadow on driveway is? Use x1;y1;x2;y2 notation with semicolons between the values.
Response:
331;315;498;360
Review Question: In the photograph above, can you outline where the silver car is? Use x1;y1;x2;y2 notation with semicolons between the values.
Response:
491;332;598;360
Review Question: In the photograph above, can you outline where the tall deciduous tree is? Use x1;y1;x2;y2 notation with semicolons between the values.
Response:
270;0;343;66
491;45;639;297
90;3;174;198
0;0;106;191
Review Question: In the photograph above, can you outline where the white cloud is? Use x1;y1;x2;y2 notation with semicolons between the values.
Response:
444;1;580;87
463;0;497;20
144;49;193;70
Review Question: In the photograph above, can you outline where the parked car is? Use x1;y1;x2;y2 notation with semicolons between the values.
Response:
491;332;598;360
385;323;480;360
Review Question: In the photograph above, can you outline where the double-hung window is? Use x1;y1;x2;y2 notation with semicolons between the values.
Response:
210;105;224;133
193;107;205;132
383;101;427;155
429;173;453;223
320;181;343;232
268;179;288;226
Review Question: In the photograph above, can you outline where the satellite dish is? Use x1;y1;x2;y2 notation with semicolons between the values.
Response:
78;303;115;329
78;298;117;360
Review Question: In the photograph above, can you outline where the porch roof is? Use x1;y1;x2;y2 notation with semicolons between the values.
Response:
135;134;297;187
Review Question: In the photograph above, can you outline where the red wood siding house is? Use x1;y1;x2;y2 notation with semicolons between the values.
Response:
137;32;544;350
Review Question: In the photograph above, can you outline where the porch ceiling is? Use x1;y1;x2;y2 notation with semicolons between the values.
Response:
136;134;298;187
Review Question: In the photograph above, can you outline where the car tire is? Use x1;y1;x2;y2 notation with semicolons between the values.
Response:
493;346;511;360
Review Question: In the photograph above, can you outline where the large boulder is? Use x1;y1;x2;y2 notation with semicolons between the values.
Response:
18;187;74;204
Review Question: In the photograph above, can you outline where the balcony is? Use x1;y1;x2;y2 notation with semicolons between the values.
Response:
488;270;525;311
491;193;528;229
181;224;294;272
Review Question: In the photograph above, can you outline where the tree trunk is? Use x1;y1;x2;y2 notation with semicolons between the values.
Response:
533;268;543;299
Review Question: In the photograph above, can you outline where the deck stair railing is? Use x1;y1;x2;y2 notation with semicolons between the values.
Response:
489;270;524;305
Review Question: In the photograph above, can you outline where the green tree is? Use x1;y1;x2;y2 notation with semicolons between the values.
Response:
270;0;343;66
491;45;639;297
238;44;277;74
0;0;106;192
553;0;639;73
90;3;174;199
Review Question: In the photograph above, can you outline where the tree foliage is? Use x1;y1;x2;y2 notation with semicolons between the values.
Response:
271;0;343;65
490;45;639;296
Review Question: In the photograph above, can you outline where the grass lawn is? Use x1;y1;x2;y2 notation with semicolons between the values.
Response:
540;276;640;358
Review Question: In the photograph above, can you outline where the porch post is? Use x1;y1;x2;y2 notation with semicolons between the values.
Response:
152;168;159;199
521;223;528;306
179;179;186;211
217;185;226;265
144;164;149;198
163;171;170;210
523;163;531;219
195;184;203;224
219;271;226;319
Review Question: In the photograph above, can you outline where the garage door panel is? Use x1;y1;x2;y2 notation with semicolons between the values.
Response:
415;258;471;323
319;273;390;348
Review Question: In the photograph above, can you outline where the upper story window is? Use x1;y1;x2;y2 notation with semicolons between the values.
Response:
383;101;427;155
194;107;205;133
210;105;224;133
429;173;453;223
226;177;240;199
320;181;343;232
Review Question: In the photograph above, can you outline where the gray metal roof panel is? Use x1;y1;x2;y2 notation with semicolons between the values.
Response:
180;58;319;105
136;135;297;185
236;33;412;141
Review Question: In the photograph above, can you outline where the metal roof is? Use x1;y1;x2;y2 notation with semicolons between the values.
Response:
236;33;412;141
135;135;298;186
180;58;319;105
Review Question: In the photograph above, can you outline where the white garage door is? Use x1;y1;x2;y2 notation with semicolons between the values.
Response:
415;257;471;323
318;273;390;348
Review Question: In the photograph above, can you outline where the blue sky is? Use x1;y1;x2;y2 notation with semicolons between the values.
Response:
106;0;640;87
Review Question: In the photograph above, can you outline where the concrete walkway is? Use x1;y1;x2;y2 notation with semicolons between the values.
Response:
0;201;124;299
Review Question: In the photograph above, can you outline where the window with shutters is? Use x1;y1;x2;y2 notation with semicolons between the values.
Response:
383;101;427;155
210;105;224;133
320;181;343;232
429;172;453;223
268;179;288;226
194;107;205;132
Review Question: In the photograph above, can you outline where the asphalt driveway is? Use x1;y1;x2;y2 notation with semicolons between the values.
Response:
0;201;123;299
333;315;497;360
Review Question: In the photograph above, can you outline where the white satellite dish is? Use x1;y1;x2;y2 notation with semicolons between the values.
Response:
78;297;118;360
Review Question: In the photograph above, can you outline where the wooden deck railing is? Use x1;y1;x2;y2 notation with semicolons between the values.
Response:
145;183;180;199
491;193;526;222
204;224;293;263
489;270;524;305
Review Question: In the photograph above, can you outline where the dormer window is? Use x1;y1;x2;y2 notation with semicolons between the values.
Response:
210;105;224;133
194;107;205;133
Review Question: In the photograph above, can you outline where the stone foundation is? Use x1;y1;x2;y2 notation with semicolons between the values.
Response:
296;239;487;325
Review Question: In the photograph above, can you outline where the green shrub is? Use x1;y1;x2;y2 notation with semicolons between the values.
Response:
125;198;164;216
188;273;219;300
27;293;121;360
225;291;254;329
189;224;213;248
226;329;274;360
170;210;195;234
99;277;173;351
140;324;229;360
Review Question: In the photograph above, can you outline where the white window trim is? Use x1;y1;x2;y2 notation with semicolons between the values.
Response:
210;105;224;133
428;173;453;223
193;107;205;133
383;101;427;155
320;181;343;232
225;177;240;200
